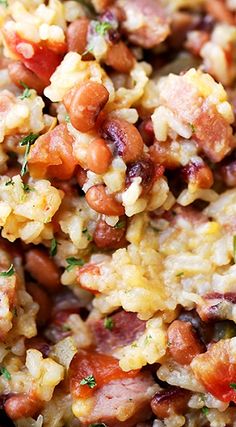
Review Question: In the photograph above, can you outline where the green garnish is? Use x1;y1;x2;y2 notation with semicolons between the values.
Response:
19;82;31;100
62;324;71;332
115;220;125;229
22;183;32;193
176;272;184;277
65;257;85;271
20;133;39;176
80;374;97;388
0;0;8;7
104;317;114;330
233;236;236;263
89;424;107;427
82;228;92;241
0;264;15;277
50;238;58;257
82;45;94;56
95;21;113;36
5;178;14;186
189;123;196;133
0;367;11;380
65;114;70;123
202;406;209;416
230;383;236;389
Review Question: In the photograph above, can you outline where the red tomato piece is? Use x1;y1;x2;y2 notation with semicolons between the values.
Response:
69;350;138;399
192;339;236;402
28;124;78;180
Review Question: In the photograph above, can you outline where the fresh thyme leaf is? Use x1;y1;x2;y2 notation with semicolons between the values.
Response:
20;133;39;176
80;374;97;388
65;114;70;123
0;264;15;277
19;81;31;100
5;178;14;186
82;228;92;241
95;21;113;36
22;183;32;193
230;383;236;389
202;406;209;416
0;0;8;7
115;220;125;229
104;317;114;330
82;45;94;56
0;367;11;380
189;123;196;133
233;236;236;263
50;238;58;257
65;257;85;271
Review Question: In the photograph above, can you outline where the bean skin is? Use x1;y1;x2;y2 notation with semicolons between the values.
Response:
182;160;213;189
67;18;89;55
87;138;112;174
101;118;144;163
4;393;42;420
76;166;87;187
8;62;45;95
167;320;205;365
126;159;155;194
151;387;191;418
105;41;135;73
25;249;61;292
63;81;109;133
86;184;125;215
26;282;51;326
93;218;127;249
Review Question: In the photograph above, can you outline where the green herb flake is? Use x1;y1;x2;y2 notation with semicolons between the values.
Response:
22;183;33;193
20;133;39;176
12;306;17;317
189;123;196;133
104;317;114;330
65;114;70;123
50;238;58;257
0;367;11;380
5;178;14;186
65;257;85;271
80;374;97;389
95;21;113;36
82;45;94;56
74;0;95;13
176;272;184;277
230;383;236;390
82;228;92;241
0;0;8;7
0;264;15;278
233;236;236;263
115;220;125;229
202;406;209;416
89;424;107;427
62;324;71;332
19;82;31;100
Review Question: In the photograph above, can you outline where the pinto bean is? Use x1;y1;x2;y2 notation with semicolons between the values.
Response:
167;320;205;365
93;218;127;249
4;393;42;420
67;18;89;54
105;41;135;73
205;0;235;25
25;249;60;292
181;160;213;189
220;160;236;187
126;159;155;194
86;184;125;215
87;138;112;174
101;118;144;163
26;282;51;326
151;387;191;418
8;62;45;95
76;166;87;187
63;82;109;133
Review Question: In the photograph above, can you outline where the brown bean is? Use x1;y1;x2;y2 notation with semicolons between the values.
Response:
8;62;45;95
76;166;88;187
101;118;144;163
25;249;60;292
93;218;127;249
4;393;42;420
181;160;214;189
67;18;90;55
151;387;191;418
87;138;112;174
63;81;109;133
86;184;125;215
167;320;205;365
149;140;180;169
205;0;235;25
126;159;155;194
220;160;236;187
26;282;51;326
105;41;135;73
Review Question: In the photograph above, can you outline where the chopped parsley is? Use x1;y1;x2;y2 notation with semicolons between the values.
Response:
5;178;14;186
230;383;236;390
65;257;85;271
62;324;71;332
0;0;8;7
20;133;39;176
201;406;209;416
104;317;114;330
82;228;92;241
80;374;97;389
0;264;15;277
50;238;58;257
65;114;70;123
22;183;33;193
95;21;113;36
0;367;11;380
19;82;31;100
115;220;125;229
176;272;184;277
82;45;94;56
189;123;196;133
233;236;236;263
